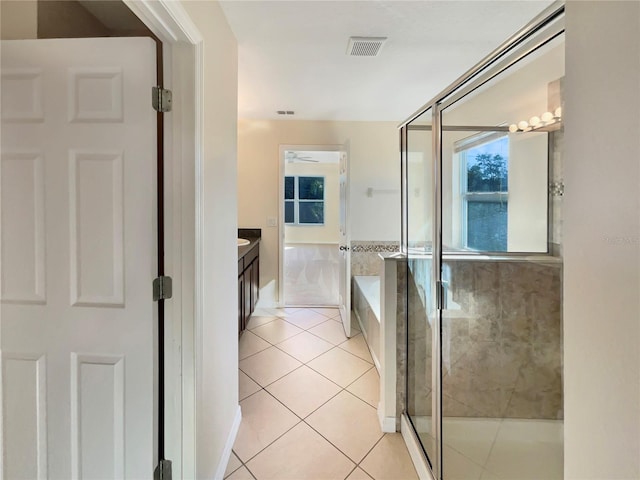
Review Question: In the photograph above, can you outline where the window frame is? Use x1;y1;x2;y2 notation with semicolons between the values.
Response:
457;132;509;250
284;175;326;226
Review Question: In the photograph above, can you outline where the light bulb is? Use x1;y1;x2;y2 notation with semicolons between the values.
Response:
509;124;518;133
541;111;554;123
529;116;541;127
554;106;562;118
518;120;529;130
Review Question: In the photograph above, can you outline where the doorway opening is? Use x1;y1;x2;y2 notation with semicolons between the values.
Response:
282;149;341;306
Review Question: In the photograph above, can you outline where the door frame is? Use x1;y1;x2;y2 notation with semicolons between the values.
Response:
122;2;202;478
278;144;344;307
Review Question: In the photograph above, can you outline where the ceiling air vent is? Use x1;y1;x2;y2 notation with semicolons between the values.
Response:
346;36;387;57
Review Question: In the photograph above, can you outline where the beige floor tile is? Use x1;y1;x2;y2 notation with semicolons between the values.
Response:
224;452;243;478
442;445;485;480
346;467;374;480
311;307;340;318
339;333;374;363
306;390;383;463
246;422;355;479
226;465;254;480
233;390;300;462
442;417;501;467
308;348;373;387
309;319;349;345
484;419;563;480
346;367;379;408
239;370;261;401
360;433;419;480
275;331;334;363
479;470;503;480
266;366;341;418
239;347;302;387
246;315;278;330
283;309;330;330
239;331;271;360
251;318;304;344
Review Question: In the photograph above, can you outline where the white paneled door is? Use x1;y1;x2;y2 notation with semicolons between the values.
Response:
338;148;351;337
1;38;157;479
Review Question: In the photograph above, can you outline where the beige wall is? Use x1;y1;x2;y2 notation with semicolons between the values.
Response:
564;1;640;478
37;0;110;38
284;161;340;244
180;1;239;478
0;0;37;39
238;119;399;305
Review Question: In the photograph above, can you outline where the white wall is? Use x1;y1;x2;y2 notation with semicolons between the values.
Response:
180;1;240;478
284;161;340;244
564;2;640;478
238;120;399;305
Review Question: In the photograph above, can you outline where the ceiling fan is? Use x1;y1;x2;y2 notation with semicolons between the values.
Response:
286;151;318;163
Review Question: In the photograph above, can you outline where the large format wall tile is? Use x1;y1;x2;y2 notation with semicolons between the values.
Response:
402;259;563;420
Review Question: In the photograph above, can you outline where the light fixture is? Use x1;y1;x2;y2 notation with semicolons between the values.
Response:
509;107;562;133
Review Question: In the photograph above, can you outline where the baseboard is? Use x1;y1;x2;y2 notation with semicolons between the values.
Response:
377;407;397;433
214;405;242;480
401;414;435;480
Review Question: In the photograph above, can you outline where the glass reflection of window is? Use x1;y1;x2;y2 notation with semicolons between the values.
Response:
284;176;325;225
459;134;509;251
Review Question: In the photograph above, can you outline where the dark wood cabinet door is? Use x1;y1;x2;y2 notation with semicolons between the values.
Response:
238;274;244;335
244;263;253;328
250;258;259;314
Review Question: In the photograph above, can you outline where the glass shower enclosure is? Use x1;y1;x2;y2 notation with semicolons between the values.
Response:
400;4;565;479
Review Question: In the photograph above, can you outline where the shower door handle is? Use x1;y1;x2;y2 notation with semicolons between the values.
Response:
339;245;350;251
437;280;448;309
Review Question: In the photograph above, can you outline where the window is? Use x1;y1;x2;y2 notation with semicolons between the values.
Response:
284;176;325;225
459;135;508;251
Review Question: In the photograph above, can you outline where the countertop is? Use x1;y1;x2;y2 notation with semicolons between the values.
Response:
238;228;261;259
238;237;260;259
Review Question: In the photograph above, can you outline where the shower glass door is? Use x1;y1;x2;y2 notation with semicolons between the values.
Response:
400;4;565;479
438;28;565;480
404;108;439;476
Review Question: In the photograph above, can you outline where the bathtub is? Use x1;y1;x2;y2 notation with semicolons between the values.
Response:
352;276;381;371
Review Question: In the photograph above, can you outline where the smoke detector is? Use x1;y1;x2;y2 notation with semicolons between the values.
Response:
346;36;387;57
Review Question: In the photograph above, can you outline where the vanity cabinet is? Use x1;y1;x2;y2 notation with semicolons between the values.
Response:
238;241;259;334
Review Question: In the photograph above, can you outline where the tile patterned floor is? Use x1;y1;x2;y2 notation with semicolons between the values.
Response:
229;307;419;480
413;416;563;480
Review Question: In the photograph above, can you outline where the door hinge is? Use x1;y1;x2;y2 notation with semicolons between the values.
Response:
152;86;172;113
154;459;172;480
153;276;173;301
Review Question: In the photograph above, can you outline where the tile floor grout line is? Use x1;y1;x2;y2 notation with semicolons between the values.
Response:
336;342;374;365
354;432;387;474
481;416;506;471
303;347;370;390
301;412;366;467
343;365;375;389
236;419;304;468
237;308;407;479
257;372;384;471
271;343;334;364
303;321;351;343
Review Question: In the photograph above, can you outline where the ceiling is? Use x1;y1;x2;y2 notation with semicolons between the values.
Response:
219;0;554;122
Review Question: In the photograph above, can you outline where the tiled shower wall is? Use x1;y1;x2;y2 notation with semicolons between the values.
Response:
401;258;563;420
350;241;400;276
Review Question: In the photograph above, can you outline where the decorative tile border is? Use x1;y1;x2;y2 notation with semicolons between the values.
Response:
351;241;400;253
